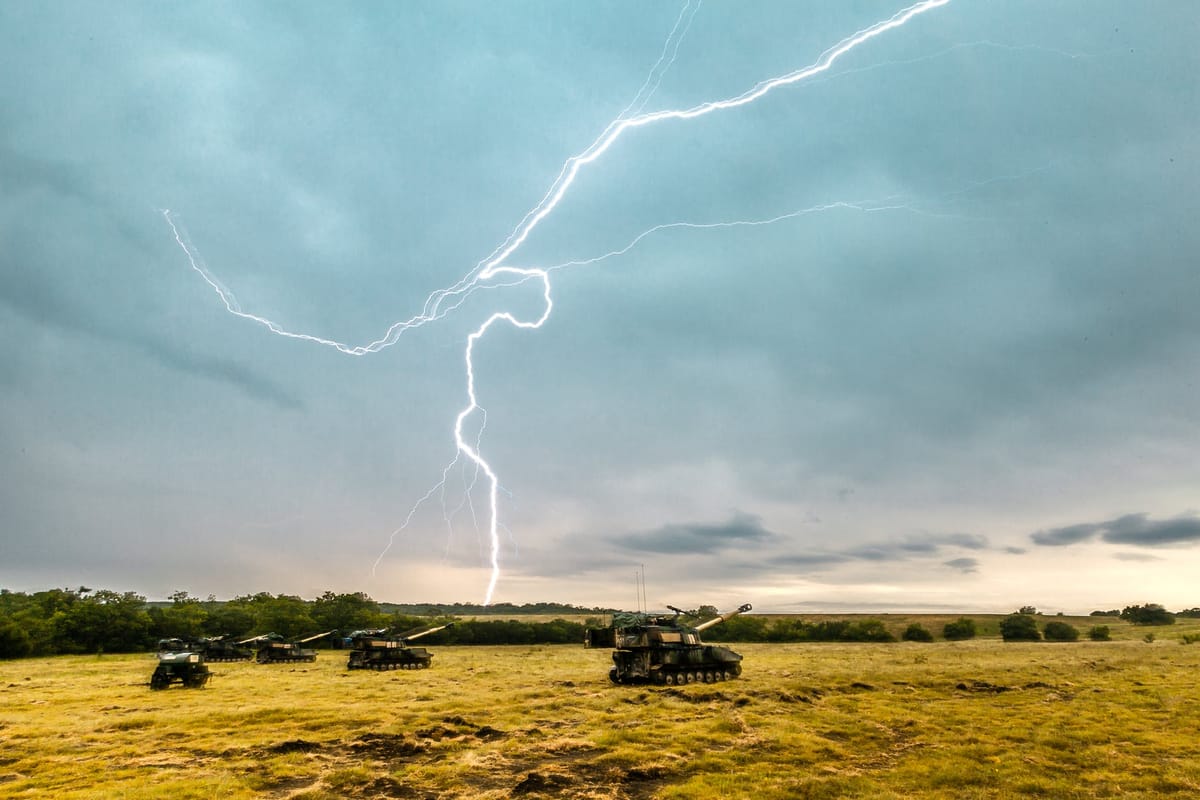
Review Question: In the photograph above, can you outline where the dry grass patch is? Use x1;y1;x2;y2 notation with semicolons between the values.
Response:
2;636;1199;798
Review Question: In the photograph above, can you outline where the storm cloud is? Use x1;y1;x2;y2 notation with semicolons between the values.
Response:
1;2;1198;611
1031;513;1200;548
617;511;777;555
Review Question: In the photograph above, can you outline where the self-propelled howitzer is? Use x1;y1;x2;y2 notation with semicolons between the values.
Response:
246;630;335;663
346;622;454;671
585;603;752;685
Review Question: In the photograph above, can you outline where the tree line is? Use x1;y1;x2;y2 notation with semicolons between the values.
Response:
3;588;1194;659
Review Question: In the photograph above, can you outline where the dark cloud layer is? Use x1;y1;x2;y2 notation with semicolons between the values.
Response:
617;511;776;555
0;268;300;410
1031;513;1200;548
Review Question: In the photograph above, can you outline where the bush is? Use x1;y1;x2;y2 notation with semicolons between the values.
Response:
1120;604;1175;626
0;622;32;659
943;617;977;641
902;623;934;642
1088;626;1111;641
1179;633;1200;645
1042;621;1079;642
1000;614;1041;642
841;620;896;643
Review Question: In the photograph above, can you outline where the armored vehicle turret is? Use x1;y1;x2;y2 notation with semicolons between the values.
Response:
244;630;334;663
346;622;454;671
150;651;212;690
157;635;252;662
585;603;752;685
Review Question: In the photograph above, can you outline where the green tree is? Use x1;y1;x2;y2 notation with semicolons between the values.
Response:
902;623;934;642
311;591;386;633
1120;604;1175;625
155;591;209;639
1087;625;1111;641
56;590;151;653
0;621;32;659
1042;620;1079;642
1000;613;1041;642
943;617;977;641
843;620;896;642
203;600;256;638
233;593;316;639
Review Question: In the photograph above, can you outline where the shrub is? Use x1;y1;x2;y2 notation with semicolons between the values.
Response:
0;622;32;659
902;623;934;642
1042;621;1079;642
1143;633;1156;643
842;620;896;643
1000;614;1041;642
1088;626;1111;641
1180;634;1200;645
1121;604;1175;625
943;617;977;641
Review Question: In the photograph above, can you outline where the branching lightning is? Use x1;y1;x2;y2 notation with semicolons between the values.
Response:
166;0;953;604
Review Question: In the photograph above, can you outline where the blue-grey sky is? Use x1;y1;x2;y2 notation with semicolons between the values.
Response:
2;2;1197;613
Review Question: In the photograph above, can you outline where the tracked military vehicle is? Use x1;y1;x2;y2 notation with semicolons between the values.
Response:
245;630;334;663
150;651;212;690
346;622;454;671
585;603;752;685
157;635;252;662
202;634;254;662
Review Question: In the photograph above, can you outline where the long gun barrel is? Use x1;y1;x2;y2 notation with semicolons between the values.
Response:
297;629;337;644
694;603;753;633
403;622;454;642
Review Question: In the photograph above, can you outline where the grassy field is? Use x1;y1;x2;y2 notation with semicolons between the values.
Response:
3;622;1200;798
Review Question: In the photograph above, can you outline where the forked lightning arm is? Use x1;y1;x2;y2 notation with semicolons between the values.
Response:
166;1;953;604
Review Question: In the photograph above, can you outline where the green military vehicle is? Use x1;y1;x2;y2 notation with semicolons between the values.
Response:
585;603;752;685
245;630;335;663
150;651;212;690
157;635;252;662
346;622;454;671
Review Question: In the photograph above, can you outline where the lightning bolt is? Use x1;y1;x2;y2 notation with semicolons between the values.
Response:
167;0;954;604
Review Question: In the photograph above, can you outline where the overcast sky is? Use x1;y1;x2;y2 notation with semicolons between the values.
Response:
2;2;1197;614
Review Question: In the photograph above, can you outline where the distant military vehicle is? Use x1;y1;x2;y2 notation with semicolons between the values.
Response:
585;603;752;685
346;622;454;671
243;630;335;663
150;651;212;690
156;635;252;662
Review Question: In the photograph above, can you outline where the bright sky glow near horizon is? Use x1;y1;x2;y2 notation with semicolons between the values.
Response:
1;2;1197;614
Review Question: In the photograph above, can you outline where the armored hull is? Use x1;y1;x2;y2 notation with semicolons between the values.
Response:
246;631;334;663
255;641;317;663
150;651;211;690
346;623;452;671
346;637;434;670
586;603;751;685
157;636;252;662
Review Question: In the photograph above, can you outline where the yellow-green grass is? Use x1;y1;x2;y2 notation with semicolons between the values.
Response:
3;631;1199;798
